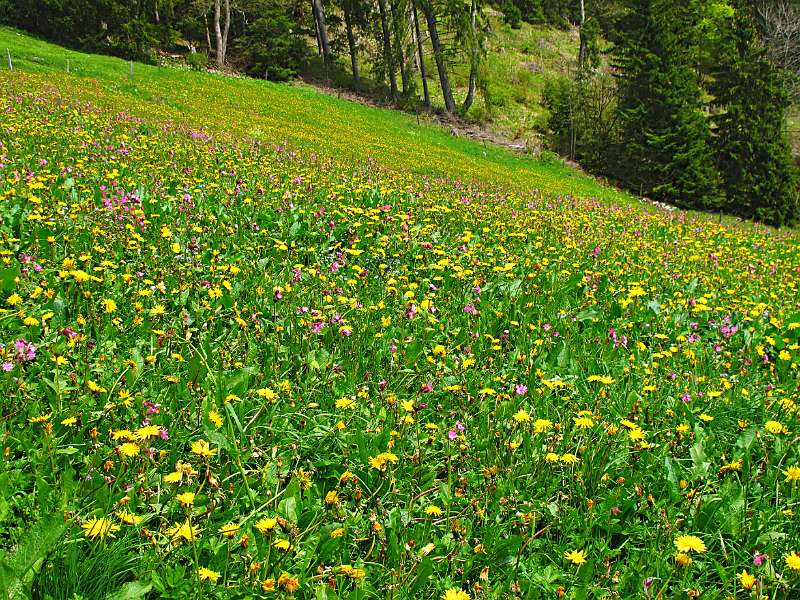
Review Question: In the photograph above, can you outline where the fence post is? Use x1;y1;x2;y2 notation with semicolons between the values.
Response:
67;58;70;74
129;60;133;80
5;48;11;71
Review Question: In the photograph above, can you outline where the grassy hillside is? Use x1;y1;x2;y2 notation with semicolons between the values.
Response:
2;26;800;600
0;26;630;203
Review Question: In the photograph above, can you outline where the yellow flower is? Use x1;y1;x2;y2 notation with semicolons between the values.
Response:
277;572;299;592
587;375;614;385
564;548;587;565
330;527;345;538
441;589;471;600
81;516;120;540
190;439;217;458
784;465;800;482
425;505;443;516
534;419;553;433
699;414;714;422
513;409;531;423
176;492;196;506
738;569;756;590
60;416;77;426
674;535;706;554
6;293;22;306
675;552;693;567
785;551;800;571
198;567;221;582
101;298;117;313
208;409;223;428
339;565;367;579
274;538;292;551
561;453;579;464
261;578;276;592
368;452;399;470
335;396;355;410
135;424;161;440
255;517;278;534
166;519;199;542
573;416;594;428
118;442;140;458
116;509;142;525
765;421;784;435
257;387;278;401
544;452;559;462
325;490;339;505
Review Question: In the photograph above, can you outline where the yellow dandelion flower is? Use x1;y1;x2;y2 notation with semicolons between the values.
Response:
81;516;120;540
738;569;756;590
674;535;706;554
564;549;587;565
190;439;217;458
198;567;220;582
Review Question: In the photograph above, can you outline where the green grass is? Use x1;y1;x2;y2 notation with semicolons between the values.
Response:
0;25;634;205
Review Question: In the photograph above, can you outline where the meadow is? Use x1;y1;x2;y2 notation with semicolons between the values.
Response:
1;29;800;600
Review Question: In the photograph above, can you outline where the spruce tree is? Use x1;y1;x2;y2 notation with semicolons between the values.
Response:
711;0;799;227
611;0;719;208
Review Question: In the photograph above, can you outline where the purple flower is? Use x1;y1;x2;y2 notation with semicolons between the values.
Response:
515;384;528;395
447;429;458;441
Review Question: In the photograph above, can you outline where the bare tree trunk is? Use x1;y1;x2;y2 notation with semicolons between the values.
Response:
222;0;230;66
578;0;587;70
205;12;212;52
411;0;430;107
344;1;360;84
311;0;332;65
378;0;399;100
154;0;160;24
390;0;411;96
419;0;455;113
462;0;478;112
213;0;224;68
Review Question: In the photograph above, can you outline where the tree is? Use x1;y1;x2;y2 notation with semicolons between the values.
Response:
610;0;719;208
712;0;799;226
213;0;230;67
378;0;400;100
411;0;431;105
311;0;332;65
419;0;456;113
235;2;307;80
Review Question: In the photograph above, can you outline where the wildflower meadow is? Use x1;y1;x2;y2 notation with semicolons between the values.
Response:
1;48;799;600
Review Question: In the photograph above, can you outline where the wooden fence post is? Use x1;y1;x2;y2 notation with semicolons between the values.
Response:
5;48;11;71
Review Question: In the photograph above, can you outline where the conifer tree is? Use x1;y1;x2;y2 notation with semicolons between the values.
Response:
611;0;719;208
712;0;799;226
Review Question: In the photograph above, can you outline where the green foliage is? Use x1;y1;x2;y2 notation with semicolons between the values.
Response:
0;514;67;599
185;50;208;72
501;0;523;28
610;0;720;208
236;5;308;81
711;1;800;227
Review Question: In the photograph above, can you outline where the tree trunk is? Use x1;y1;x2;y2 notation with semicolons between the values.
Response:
419;0;455;113
390;0;410;96
411;0;430;107
205;12;212;52
378;0;399;100
578;0;587;70
213;0;226;68
311;0;332;65
154;0;160;24
222;0;230;66
344;1;360;84
462;0;478;112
